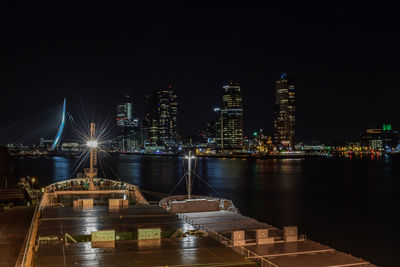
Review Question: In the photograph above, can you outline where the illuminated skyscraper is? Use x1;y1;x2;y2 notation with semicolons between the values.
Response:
145;86;178;147
221;81;243;150
116;95;134;128
273;73;295;149
214;107;222;148
116;95;141;151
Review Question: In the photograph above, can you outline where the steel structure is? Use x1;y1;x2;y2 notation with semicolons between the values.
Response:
50;98;66;151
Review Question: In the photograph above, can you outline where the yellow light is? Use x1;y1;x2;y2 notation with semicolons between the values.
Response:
31;177;36;183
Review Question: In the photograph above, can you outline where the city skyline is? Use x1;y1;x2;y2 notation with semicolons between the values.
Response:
2;3;400;142
0;76;397;144
1;3;400;267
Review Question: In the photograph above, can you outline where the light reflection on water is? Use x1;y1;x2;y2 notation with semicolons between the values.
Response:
12;155;400;266
52;157;70;182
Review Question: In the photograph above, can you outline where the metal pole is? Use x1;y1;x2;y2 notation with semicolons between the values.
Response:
188;151;191;199
90;122;95;174
88;123;96;190
220;109;223;149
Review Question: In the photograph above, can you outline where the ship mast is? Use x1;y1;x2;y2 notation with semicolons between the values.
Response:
85;122;98;190
185;151;196;199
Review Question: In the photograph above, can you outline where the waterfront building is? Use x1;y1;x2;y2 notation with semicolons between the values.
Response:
213;107;222;149
360;124;399;151
61;142;81;151
198;107;222;148
117;119;141;151
145;86;178;148
204;121;216;144
273;73;295;150
116;95;141;151
144;93;158;145
39;138;53;149
253;131;274;153
116;95;135;128
221;82;243;150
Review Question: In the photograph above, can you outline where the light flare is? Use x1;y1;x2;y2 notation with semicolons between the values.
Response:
86;140;98;148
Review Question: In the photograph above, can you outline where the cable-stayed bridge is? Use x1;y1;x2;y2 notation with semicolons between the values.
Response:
0;98;67;151
0;99;118;179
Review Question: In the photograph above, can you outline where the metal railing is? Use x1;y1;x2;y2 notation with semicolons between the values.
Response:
20;205;40;267
45;178;137;192
208;231;279;267
160;195;240;213
177;213;279;267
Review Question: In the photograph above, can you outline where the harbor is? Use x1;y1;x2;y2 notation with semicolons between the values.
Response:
3;151;399;266
9;131;377;267
2;4;400;266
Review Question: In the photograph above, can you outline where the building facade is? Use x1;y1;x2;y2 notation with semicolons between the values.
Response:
145;86;178;147
360;124;399;151
221;81;243;150
116;95;135;128
116;95;140;151
273;73;295;149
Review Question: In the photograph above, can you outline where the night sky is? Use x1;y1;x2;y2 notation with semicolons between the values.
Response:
2;2;399;142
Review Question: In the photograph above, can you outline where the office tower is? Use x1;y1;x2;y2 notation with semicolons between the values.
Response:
199;120;216;145
116;95;140;151
221;81;243;150
273;73;295;149
145;86;178;147
145;92;159;145
213;107;222;148
116;95;134;128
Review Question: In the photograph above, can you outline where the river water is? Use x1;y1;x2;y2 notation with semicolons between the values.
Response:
12;155;400;266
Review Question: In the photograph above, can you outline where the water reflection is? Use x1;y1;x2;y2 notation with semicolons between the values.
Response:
52;157;70;182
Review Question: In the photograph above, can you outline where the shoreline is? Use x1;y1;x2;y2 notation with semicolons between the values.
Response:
10;150;400;160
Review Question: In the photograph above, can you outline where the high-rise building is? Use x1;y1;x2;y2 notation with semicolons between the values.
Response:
273;73;295;149
145;92;159;145
221;81;243;150
116;95;134;128
116;95;141;151
145;86;178;147
213;107;222;148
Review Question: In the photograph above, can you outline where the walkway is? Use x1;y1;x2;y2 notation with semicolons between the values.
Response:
0;206;34;267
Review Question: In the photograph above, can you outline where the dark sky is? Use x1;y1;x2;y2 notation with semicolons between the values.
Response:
1;2;399;142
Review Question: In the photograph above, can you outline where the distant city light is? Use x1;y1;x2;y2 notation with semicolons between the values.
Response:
383;124;392;131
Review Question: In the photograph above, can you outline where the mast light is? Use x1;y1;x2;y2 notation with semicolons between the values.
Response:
87;140;98;148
